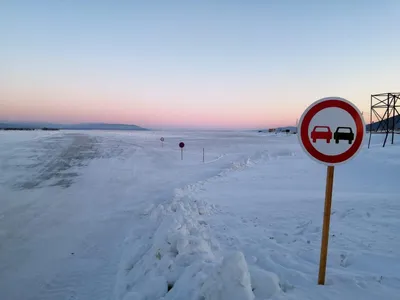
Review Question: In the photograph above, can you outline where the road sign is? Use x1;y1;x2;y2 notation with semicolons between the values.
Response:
298;97;365;166
160;137;164;142
297;97;365;286
179;142;185;160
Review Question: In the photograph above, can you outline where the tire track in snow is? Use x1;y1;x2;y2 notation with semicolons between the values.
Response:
12;134;98;190
0;133;144;300
27;198;133;300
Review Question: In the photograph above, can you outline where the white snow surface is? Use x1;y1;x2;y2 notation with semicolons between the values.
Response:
0;130;399;300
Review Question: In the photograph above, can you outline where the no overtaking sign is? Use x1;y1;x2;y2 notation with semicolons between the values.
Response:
297;97;365;286
298;97;365;166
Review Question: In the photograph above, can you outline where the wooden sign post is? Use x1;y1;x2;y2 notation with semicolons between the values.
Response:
318;165;335;284
297;97;365;285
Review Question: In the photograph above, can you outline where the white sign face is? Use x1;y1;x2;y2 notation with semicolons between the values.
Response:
298;97;365;166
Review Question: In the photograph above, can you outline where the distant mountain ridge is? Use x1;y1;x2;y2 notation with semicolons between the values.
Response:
0;122;148;131
62;123;148;130
257;115;400;133
366;115;400;131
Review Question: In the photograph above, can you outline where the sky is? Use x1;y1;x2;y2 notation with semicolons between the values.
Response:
1;0;399;129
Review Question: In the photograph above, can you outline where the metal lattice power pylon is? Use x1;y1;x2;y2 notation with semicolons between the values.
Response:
368;93;400;148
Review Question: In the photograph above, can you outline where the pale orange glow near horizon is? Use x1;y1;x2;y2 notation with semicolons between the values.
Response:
0;81;385;130
2;57;390;130
0;99;297;130
0;79;304;129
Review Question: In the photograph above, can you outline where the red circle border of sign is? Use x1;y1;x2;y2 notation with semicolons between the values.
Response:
179;142;185;148
299;98;364;165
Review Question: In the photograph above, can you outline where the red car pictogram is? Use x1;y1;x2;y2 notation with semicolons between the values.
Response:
311;126;332;143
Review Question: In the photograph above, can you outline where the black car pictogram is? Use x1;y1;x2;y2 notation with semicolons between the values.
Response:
334;127;354;144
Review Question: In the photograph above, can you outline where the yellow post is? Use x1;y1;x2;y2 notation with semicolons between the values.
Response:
318;165;335;285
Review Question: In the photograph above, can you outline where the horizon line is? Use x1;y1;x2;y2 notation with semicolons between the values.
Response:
0;119;297;131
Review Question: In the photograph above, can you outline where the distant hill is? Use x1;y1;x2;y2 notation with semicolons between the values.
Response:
0;122;148;131
366;115;400;131
256;115;400;134
62;123;148;131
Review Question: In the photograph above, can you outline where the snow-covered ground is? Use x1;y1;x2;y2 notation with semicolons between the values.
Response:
0;130;399;300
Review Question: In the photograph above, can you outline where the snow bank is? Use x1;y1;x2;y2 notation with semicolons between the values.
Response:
248;265;282;299
116;142;299;300
118;185;234;300
118;184;276;300
201;251;254;300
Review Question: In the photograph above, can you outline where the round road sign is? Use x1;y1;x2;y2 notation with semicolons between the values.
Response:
179;142;185;148
160;137;164;142
298;97;365;166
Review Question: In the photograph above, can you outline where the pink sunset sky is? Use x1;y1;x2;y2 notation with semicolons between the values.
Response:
1;1;399;129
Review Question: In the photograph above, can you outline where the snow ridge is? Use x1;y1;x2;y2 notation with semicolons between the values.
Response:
118;186;256;300
116;149;295;300
116;154;267;299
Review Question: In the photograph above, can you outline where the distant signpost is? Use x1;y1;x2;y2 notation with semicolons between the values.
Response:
297;97;365;285
160;137;164;147
179;142;185;160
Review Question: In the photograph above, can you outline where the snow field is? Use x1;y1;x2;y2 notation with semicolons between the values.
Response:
0;130;398;300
